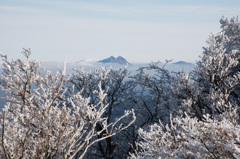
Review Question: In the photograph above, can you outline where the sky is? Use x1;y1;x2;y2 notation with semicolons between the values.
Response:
0;0;240;63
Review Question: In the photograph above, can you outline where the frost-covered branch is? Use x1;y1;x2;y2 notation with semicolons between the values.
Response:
0;49;135;159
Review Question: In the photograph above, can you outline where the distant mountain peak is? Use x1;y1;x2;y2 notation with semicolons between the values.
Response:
109;56;115;59
98;56;129;65
172;61;194;66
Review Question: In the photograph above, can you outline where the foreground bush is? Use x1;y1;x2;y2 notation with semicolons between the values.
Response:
0;49;135;159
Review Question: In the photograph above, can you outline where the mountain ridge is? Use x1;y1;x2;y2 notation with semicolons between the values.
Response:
98;56;129;65
172;61;195;66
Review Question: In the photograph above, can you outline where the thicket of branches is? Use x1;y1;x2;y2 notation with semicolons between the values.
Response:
0;16;240;159
131;16;240;159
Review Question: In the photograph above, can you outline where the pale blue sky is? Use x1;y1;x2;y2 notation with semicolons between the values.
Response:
0;0;240;63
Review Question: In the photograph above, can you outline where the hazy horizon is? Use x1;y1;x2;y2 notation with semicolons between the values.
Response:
42;55;196;64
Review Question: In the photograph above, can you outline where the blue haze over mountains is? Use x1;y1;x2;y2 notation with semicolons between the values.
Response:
0;56;195;110
74;56;195;71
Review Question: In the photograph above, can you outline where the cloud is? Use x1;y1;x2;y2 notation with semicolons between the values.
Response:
1;1;240;23
0;5;50;15
21;1;240;19
2;1;238;19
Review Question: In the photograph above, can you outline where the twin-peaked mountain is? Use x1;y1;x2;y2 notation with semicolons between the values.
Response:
98;56;129;65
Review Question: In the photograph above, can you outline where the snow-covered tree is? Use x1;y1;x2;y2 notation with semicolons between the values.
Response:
193;31;240;118
220;16;240;102
129;61;172;126
0;49;136;159
130;16;240;158
220;16;240;54
67;66;136;158
168;71;199;118
169;19;240;120
131;111;240;159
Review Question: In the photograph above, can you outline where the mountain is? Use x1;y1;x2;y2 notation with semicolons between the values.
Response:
172;61;194;66
164;61;195;72
98;56;129;65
